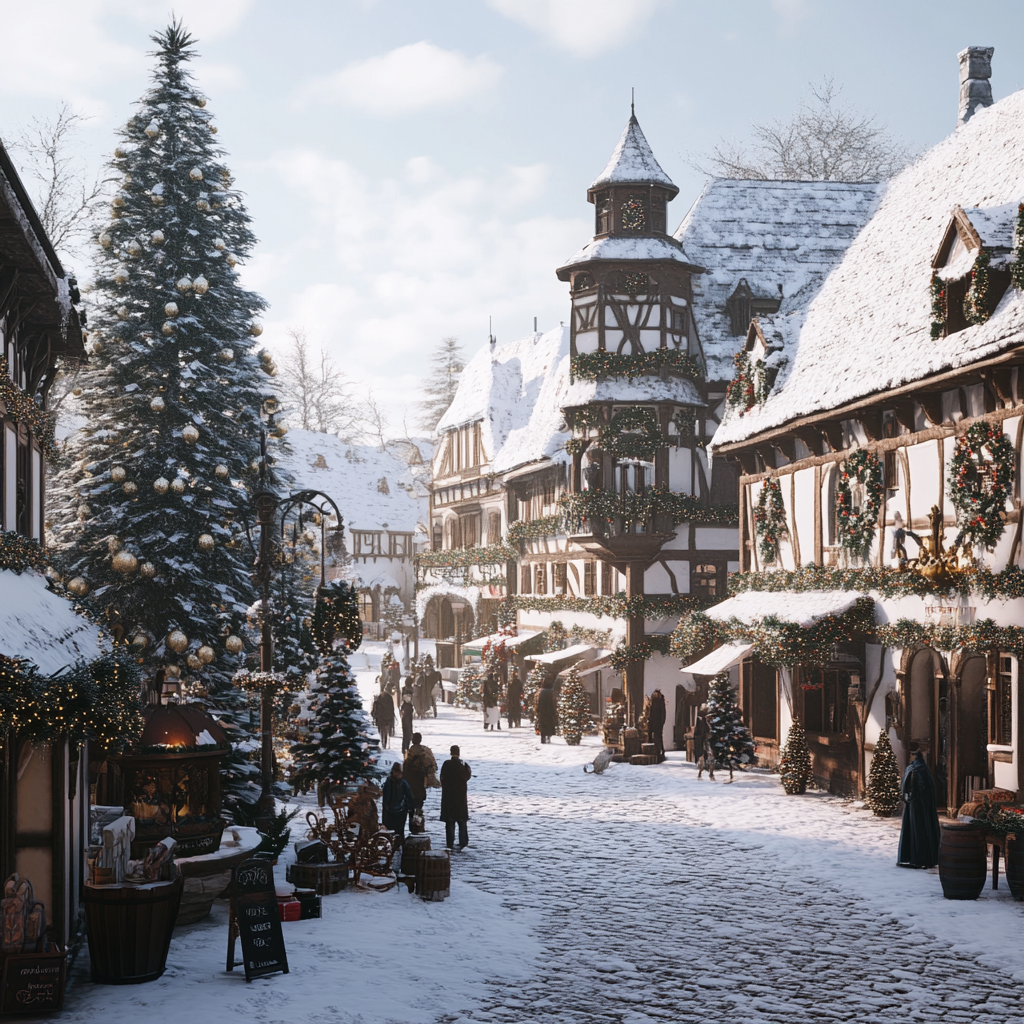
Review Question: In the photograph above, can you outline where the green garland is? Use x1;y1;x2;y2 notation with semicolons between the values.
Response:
609;634;671;670
948;421;1015;549
601;407;663;462
505;516;562;545
725;350;774;414
668;610;720;662
753;476;787;565
963;249;992;326
311;579;363;656
503;593;707;620
0;531;49;574
623;271;648;295
930;274;946;340
620;199;646;234
876;617;1024;657
559;487;737;534
0;357;59;464
1012;204;1024;290
416;543;517;570
569;349;702;384
835;449;884;558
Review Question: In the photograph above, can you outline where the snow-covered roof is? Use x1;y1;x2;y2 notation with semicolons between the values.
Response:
0;569;104;676
278;430;428;535
558;235;697;272
713;89;1024;447
680;641;754;675
348;568;401;591
675;179;883;384
590;113;676;193
706;590;869;627
527;643;596;665
962;202;1017;249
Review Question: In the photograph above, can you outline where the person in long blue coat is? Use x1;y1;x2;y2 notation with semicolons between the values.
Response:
381;762;414;845
897;750;941;868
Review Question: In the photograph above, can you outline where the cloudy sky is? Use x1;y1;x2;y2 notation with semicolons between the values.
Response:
5;0;1024;433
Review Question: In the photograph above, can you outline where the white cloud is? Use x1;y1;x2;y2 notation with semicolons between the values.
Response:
486;0;667;57
250;149;586;430
770;0;814;30
296;42;503;116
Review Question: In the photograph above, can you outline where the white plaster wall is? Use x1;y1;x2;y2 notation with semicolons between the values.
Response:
792;467;816;566
668;447;692;495
694;527;735;548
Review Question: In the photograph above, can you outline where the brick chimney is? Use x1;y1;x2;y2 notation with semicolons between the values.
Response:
958;46;994;126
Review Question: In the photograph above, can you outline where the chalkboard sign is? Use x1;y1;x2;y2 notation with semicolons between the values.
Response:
226;858;288;982
2;952;66;1015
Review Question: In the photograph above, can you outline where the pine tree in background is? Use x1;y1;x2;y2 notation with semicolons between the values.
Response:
544;620;568;653
558;666;591;745
50;22;274;691
523;666;547;723
417;336;464;433
289;581;378;793
779;717;813;795
706;672;756;779
866;728;900;816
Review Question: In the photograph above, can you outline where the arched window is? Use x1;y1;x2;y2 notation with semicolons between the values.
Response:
358;591;376;623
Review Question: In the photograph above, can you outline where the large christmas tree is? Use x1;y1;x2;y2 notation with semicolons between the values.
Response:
51;22;275;687
706;672;756;779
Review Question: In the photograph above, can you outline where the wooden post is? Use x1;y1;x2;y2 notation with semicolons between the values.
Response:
624;561;644;727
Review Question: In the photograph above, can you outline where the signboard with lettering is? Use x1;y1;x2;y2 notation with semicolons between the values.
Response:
1;952;66;1015
226;857;288;982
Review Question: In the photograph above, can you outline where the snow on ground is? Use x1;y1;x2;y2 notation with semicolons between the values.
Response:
60;644;1023;1023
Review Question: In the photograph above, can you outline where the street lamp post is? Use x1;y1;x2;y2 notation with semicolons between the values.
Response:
249;412;344;820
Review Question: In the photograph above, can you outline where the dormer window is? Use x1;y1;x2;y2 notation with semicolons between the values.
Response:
596;192;612;234
726;279;782;336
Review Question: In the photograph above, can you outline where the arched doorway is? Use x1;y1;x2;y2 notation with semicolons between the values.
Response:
905;647;947;810
953;655;993;809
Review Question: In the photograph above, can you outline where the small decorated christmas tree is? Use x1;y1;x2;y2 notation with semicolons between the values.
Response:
456;664;484;708
289;581;377;793
545;620;568;652
523;666;547;723
706;672;756;778
866;728;900;816
557;666;591;745
779;717;812;795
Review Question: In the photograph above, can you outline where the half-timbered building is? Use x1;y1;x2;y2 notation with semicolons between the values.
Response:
706;48;1024;808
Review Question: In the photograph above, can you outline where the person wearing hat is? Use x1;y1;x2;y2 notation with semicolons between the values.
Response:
647;688;666;760
439;744;472;850
693;704;714;780
400;693;415;753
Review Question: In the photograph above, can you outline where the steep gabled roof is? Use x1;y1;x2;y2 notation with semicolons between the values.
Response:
711;89;1024;450
674;179;883;384
590;113;677;195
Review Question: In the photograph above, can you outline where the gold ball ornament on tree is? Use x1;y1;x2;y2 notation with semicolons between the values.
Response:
171;477;186;495
150;396;165;412
99;231;112;248
123;481;137;495
151;193;164;206
186;653;202;671
198;645;215;665
77;504;91;521
250;323;263;337
225;634;244;654
115;145;128;158
210;125;218;134
167;630;188;653
113;266;129;285
226;253;237;268
189;167;204;181
126;239;141;257
213;238;226;251
161;321;175;336
68;577;89;597
217;348;234;362
195;96;207;108
198;534;215;552
131;633;147;649
112;195;125;209
164;301;179;317
112;550;138;574
182;425;200;444
117;306;129;320
215;464;229;479
151;230;165;245
193;276;209;295
110;465;127;484
176;277;192;292
196;199;210;212
145;121;160;138
140;562;156;578
107;536;122;554
153;477;169;494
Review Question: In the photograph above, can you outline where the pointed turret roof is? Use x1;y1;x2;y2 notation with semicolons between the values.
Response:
590;112;677;196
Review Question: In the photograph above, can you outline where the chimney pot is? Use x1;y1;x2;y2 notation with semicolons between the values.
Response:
958;46;994;126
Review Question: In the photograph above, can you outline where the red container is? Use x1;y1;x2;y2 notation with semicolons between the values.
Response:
276;897;300;922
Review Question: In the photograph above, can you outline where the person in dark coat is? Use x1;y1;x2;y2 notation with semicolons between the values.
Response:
506;668;523;728
535;678;558;743
381;762;414;845
372;690;395;749
404;732;437;815
400;694;415;753
439;744;472;850
693;705;714;780
897;750;941;868
483;671;501;730
647;688;667;759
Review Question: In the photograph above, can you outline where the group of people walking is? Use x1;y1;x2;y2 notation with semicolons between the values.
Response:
481;667;525;731
371;655;445;752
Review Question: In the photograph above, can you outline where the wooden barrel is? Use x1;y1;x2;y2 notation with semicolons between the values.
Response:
84;875;183;984
630;754;658;765
938;824;986;901
401;835;431;884
416;850;450;902
1004;834;1024;902
622;729;642;760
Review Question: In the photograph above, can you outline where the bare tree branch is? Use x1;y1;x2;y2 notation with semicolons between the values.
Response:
698;78;914;182
363;390;389;452
278;327;359;439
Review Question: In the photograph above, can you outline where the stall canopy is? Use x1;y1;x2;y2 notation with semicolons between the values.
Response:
704;589;869;627
527;643;596;666
680;642;754;676
462;631;543;658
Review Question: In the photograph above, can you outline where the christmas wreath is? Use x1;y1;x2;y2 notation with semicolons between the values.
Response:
753;475;787;565
311;579;363;655
949;422;1015;549
835;449;884;558
601;407;663;462
620;197;646;233
725;350;773;415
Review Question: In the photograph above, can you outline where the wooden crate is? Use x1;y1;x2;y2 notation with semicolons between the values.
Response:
629;754;658;766
286;862;347;895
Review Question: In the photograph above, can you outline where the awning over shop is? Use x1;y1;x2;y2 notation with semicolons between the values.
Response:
680;642;754;676
705;589;869;627
0;569;103;676
462;631;543;657
527;643;596;666
576;654;612;678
